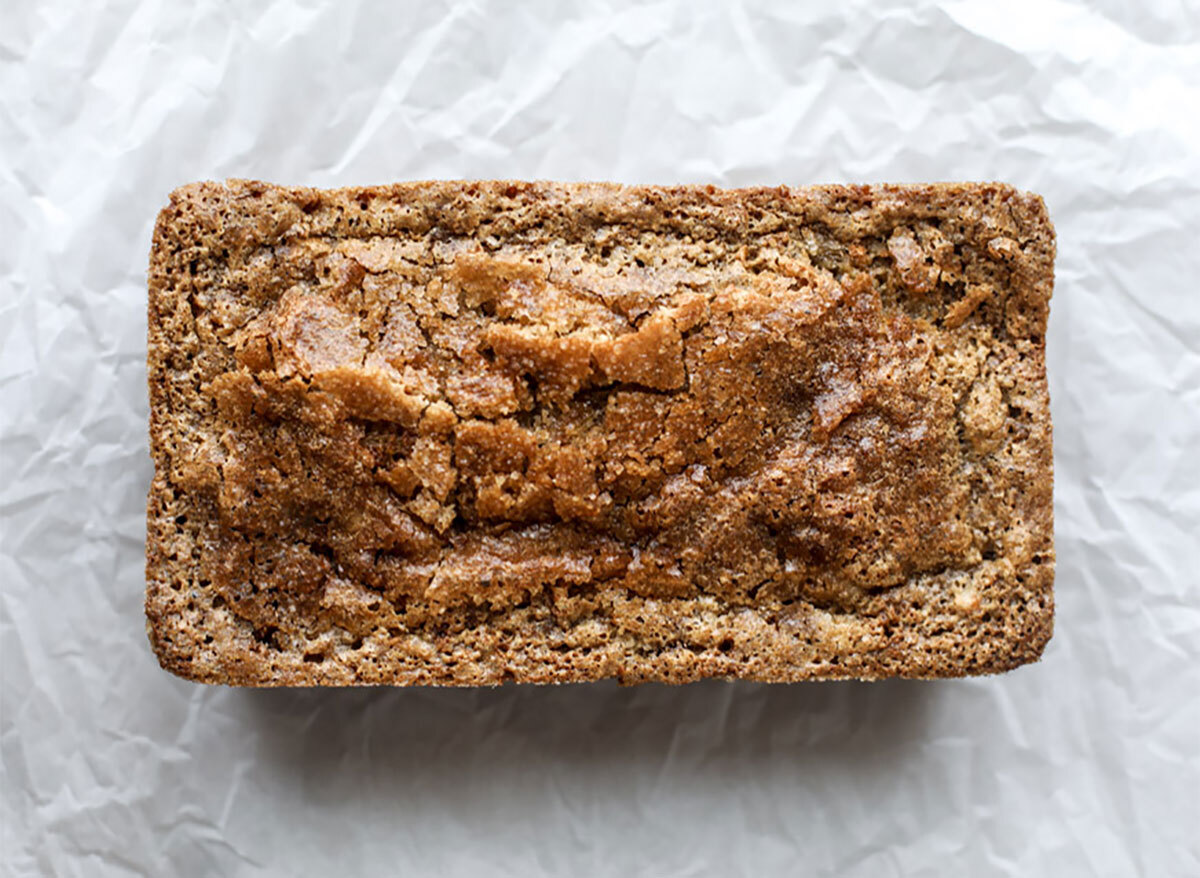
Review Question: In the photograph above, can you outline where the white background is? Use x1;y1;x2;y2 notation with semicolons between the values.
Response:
3;1;1199;875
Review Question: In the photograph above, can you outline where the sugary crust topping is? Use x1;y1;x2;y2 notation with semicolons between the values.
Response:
146;180;1054;685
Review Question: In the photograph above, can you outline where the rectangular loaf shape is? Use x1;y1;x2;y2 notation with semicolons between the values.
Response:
147;179;1055;685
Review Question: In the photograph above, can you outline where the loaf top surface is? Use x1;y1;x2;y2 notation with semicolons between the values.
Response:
147;180;1055;685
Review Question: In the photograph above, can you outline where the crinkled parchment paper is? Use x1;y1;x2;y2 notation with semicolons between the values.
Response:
3;1;1198;874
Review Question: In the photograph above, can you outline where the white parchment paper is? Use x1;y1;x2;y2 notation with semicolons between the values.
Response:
3;1;1199;875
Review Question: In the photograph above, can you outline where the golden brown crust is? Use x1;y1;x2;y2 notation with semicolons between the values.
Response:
146;179;1055;685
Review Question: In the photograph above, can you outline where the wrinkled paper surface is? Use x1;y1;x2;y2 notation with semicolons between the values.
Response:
3;1;1199;874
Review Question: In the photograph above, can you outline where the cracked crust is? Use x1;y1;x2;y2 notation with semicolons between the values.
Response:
146;179;1055;685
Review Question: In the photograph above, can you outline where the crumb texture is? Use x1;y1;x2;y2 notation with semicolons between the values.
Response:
146;180;1055;685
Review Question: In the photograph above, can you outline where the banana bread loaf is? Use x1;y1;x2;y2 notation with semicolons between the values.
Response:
146;179;1055;685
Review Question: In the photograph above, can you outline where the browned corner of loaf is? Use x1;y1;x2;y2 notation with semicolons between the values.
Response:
144;606;205;683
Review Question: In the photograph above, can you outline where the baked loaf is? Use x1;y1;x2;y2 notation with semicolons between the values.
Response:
147;179;1055;685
